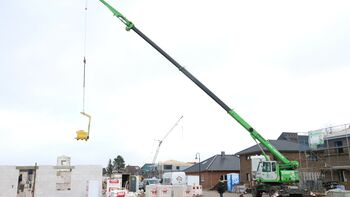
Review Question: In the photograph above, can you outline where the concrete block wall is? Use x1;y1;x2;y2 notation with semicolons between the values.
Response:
34;165;63;197
0;166;19;197
71;165;103;197
34;165;102;197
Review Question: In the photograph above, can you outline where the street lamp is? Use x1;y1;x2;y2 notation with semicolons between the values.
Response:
195;152;201;185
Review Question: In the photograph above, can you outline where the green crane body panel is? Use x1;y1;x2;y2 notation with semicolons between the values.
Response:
99;0;301;185
256;164;299;183
280;170;300;183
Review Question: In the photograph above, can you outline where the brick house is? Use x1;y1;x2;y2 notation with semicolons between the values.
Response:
184;151;240;189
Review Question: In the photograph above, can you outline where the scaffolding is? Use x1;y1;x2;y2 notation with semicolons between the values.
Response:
298;124;350;191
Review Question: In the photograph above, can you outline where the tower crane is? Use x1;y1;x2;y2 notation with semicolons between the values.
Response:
152;115;183;164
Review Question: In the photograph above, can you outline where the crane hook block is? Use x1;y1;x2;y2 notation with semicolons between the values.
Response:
76;130;89;141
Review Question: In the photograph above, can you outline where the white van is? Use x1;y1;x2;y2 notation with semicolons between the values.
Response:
162;172;187;185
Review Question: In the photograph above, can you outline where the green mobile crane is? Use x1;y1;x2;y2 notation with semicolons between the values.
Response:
98;1;314;196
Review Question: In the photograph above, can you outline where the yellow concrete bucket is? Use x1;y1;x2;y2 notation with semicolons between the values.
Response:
76;130;89;141
75;112;91;141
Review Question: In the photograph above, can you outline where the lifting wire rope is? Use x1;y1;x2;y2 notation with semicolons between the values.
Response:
82;0;88;113
76;0;92;141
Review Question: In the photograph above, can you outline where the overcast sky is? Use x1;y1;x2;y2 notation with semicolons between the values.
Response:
1;0;350;167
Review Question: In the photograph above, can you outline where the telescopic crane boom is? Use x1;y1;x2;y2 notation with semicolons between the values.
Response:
98;1;307;196
99;0;298;170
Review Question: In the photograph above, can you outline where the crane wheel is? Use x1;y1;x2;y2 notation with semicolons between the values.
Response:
252;188;262;197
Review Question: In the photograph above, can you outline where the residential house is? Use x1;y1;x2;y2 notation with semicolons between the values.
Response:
140;163;154;178
124;165;140;175
184;151;240;190
156;160;192;174
141;160;192;178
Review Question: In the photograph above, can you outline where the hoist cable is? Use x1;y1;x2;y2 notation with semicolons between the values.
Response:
82;0;88;113
83;57;86;113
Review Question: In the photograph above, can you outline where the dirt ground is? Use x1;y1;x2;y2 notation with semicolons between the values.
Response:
137;190;260;197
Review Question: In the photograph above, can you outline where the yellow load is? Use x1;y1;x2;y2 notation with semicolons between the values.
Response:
75;112;91;141
76;130;89;141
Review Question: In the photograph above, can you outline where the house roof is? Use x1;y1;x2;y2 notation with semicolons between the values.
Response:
235;140;309;155
184;154;240;173
159;160;191;166
277;132;309;145
141;163;154;171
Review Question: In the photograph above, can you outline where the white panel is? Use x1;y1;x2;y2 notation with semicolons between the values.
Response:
87;180;100;197
0;166;18;197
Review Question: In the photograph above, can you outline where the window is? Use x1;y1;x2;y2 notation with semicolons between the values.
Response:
176;166;180;170
335;141;344;154
61;160;67;166
163;178;171;185
164;165;172;170
307;155;318;161
262;162;271;172
257;162;261;172
271;162;276;172
220;174;227;181
338;170;347;182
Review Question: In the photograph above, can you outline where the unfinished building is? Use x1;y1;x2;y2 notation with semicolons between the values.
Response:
235;124;350;192
0;156;102;197
305;124;350;189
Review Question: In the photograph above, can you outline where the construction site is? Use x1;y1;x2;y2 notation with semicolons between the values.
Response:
1;0;350;197
1;124;350;197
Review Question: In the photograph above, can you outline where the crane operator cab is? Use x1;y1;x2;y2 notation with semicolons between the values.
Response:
256;160;299;184
256;161;279;182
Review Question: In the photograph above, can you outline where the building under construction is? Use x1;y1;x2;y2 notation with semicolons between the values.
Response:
301;124;350;190
237;123;350;192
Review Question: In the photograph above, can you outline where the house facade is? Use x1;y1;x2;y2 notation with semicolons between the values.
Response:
184;151;240;189
140;163;155;178
141;160;193;178
156;160;193;174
